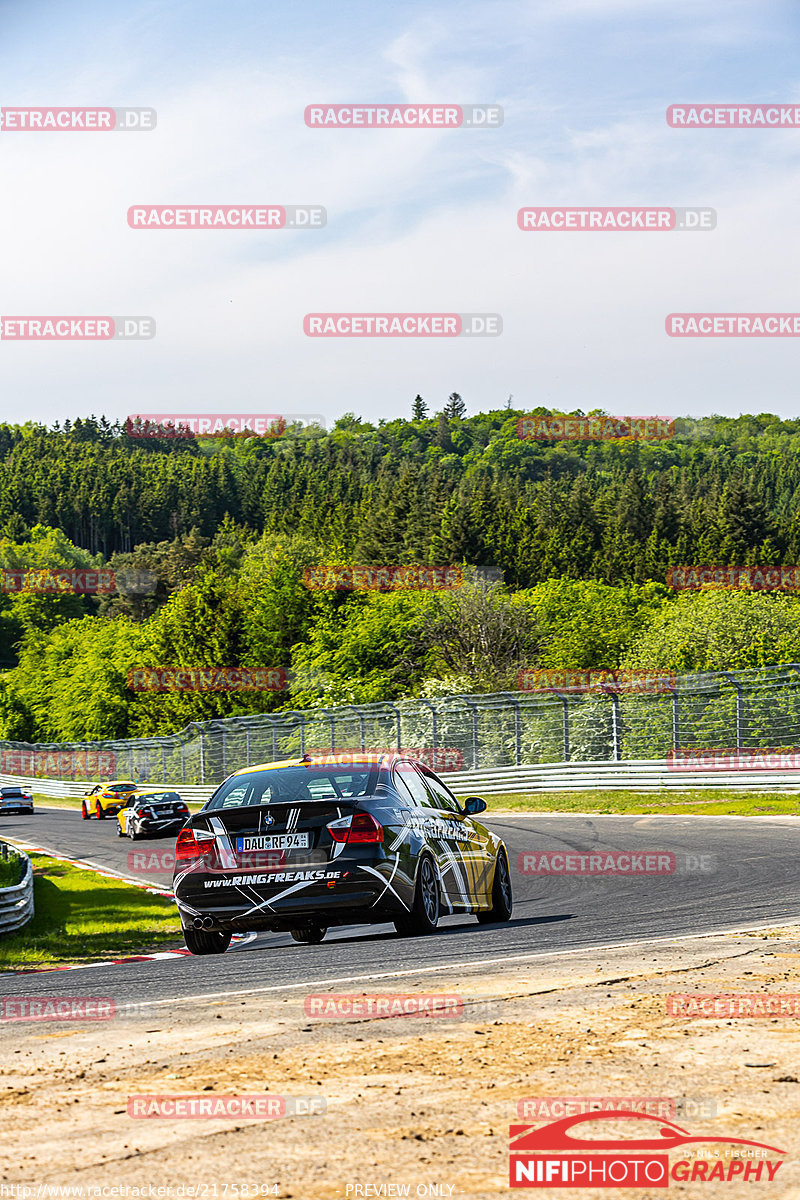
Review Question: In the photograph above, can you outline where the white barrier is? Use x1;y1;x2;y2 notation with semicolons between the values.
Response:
4;757;800;803
0;843;34;933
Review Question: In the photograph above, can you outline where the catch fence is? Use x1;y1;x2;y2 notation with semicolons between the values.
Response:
3;665;800;786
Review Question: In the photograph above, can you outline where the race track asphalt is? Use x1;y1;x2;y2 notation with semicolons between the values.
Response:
1;805;798;1010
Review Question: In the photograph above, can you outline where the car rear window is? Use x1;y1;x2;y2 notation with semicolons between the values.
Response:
138;792;181;805
207;765;379;810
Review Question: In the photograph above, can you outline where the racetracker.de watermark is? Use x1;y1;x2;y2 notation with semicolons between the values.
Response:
667;565;800;590
1;317;154;340
667;993;800;1018
0;107;155;130
304;993;463;1018
0;567;156;595
517;415;674;440
304;103;502;128
516;1097;717;1120
0;997;115;1021
517;669;675;695
0;749;117;776
126;414;325;438
127;1095;325;1119
518;207;715;231
667;747;800;771
128;667;290;692
667;104;800;127
517;850;716;875
303;565;462;591
304;313;501;336
304;747;464;771
667;313;800;336
128;206;325;228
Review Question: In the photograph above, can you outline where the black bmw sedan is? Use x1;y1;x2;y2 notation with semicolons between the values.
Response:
173;752;512;955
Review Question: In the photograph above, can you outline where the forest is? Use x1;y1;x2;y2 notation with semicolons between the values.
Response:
1;405;799;743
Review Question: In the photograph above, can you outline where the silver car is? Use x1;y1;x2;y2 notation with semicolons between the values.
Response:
0;785;33;814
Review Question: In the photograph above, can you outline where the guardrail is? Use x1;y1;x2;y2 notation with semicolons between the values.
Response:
0;842;34;934
4;758;800;803
6;665;800;786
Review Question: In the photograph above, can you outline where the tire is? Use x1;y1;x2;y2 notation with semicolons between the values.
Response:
290;926;327;944
183;927;232;955
477;849;513;924
128;823;139;840
95;802;105;820
116;822;124;837
394;855;440;937
81;802;90;820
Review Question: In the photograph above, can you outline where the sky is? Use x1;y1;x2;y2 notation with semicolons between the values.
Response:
0;0;799;427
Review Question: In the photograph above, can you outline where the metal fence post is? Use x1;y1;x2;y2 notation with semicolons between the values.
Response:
671;687;680;753
722;673;744;749
379;702;402;752
199;732;205;785
512;696;521;765
553;691;570;762
419;700;438;761
609;691;622;761
180;740;186;783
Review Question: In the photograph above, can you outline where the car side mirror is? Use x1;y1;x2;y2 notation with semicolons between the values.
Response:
463;796;487;816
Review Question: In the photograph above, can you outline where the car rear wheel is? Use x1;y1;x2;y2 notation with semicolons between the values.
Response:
183;927;232;955
95;802;105;820
116;822;124;837
81;802;90;820
128;823;139;839
290;926;327;944
477;849;513;924
394;855;440;937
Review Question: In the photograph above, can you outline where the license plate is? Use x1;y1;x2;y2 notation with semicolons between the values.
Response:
156;808;177;815
236;833;310;851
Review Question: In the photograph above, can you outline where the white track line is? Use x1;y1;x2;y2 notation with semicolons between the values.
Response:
116;918;800;1012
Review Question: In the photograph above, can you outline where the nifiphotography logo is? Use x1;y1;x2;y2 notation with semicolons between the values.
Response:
509;1111;785;1187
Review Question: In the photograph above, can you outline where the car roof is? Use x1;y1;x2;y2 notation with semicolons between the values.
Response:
231;753;409;777
106;779;137;786
132;788;181;797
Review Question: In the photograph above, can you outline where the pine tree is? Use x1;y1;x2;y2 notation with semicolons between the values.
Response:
412;395;428;420
443;392;466;420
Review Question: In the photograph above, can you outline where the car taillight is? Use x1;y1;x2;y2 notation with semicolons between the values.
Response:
175;827;216;862
326;812;384;844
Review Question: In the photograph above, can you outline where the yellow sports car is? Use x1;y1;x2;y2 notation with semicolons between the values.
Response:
82;780;138;820
116;789;189;839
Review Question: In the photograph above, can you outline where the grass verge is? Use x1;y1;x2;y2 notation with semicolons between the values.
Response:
0;853;181;969
33;789;800;818
486;788;800;815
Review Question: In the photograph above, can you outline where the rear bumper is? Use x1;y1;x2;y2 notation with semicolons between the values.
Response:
175;866;410;932
138;818;185;835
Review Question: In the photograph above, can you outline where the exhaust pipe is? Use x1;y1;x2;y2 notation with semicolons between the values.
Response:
192;917;204;929
202;917;215;930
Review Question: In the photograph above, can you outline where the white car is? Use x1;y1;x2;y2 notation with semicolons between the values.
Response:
0;785;33;814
